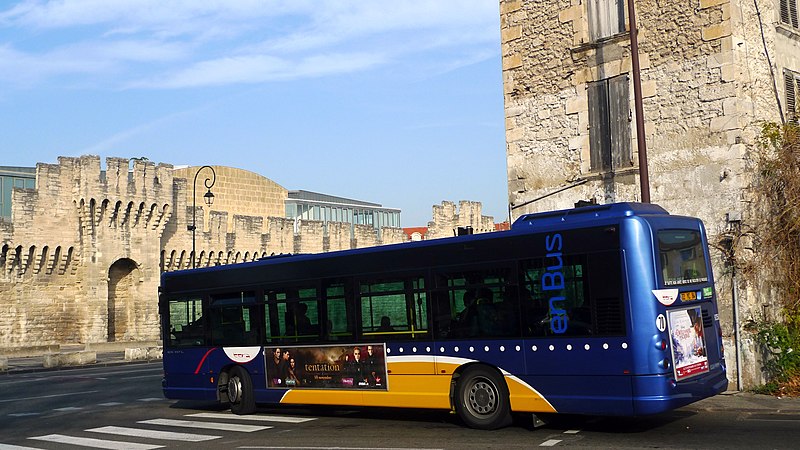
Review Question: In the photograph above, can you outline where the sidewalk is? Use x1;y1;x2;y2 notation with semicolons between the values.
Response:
687;390;800;413
0;350;136;374
0;342;162;375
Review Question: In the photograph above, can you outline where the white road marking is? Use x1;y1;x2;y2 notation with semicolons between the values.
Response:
88;426;220;442
564;430;581;434
52;407;83;412
98;402;124;407
139;418;271;432
0;390;99;404
136;398;164;402
540;439;562;447
0;444;44;450
187;412;316;423
7;413;40;417
29;434;163;449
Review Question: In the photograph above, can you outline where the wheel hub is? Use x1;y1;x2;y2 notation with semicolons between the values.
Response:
468;380;497;414
228;376;242;404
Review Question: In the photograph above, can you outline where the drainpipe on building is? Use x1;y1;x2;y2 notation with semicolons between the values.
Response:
724;212;743;391
732;262;743;391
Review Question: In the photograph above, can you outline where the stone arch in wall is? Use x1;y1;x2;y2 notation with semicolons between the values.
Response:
108;258;140;342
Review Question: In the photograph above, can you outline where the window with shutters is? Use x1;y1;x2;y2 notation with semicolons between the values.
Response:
588;75;632;173
786;69;799;124
587;0;626;41
781;0;799;29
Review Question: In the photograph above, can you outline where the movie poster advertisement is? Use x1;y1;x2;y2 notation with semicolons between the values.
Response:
265;344;387;390
668;306;709;381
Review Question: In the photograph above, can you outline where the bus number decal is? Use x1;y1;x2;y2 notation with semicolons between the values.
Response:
544;233;568;334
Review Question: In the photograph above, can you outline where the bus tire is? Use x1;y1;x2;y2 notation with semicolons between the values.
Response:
228;366;256;415
455;365;512;430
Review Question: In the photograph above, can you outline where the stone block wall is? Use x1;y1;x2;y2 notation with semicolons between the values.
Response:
0;156;408;352
426;201;496;240
0;156;172;348
1;155;496;354
500;0;800;387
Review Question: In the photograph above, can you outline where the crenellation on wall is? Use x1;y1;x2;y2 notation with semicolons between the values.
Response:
1;154;492;352
352;224;378;249
425;201;496;240
294;220;325;254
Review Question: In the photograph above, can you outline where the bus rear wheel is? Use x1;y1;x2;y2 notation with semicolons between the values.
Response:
228;366;256;415
455;365;512;430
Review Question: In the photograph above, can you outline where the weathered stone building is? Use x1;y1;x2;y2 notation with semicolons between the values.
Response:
0;156;496;352
500;0;800;387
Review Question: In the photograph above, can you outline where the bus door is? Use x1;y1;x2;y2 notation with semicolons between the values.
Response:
207;291;264;383
164;295;213;395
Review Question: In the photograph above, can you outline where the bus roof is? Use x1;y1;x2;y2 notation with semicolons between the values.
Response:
511;202;668;230
163;202;673;285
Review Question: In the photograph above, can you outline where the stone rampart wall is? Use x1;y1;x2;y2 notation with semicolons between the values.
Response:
0;156;406;352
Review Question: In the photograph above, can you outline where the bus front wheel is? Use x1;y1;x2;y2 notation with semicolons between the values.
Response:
228;366;256;415
455;365;512;430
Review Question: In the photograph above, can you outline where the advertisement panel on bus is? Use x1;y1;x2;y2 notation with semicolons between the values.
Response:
265;344;387;390
668;306;709;381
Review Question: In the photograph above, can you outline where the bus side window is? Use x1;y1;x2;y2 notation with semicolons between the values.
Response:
265;287;320;343
209;291;258;346
434;268;512;339
167;297;204;347
324;281;354;342
359;276;428;340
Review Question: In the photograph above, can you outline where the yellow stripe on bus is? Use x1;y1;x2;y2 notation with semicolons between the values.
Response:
279;359;557;413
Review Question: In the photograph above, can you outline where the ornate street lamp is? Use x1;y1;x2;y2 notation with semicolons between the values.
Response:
188;165;216;269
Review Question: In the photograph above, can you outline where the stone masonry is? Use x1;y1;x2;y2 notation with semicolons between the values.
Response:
0;156;498;353
0;157;406;351
500;0;800;388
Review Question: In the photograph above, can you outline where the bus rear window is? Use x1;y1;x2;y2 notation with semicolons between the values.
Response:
658;230;709;286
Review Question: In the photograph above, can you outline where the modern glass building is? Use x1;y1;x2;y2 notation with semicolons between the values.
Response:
285;190;401;230
0;166;36;218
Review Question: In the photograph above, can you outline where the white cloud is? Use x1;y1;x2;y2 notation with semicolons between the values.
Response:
0;1;499;89
136;52;386;89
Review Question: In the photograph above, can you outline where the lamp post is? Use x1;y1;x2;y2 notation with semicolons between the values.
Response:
188;165;216;269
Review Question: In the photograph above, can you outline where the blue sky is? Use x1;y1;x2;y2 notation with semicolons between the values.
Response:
0;1;508;226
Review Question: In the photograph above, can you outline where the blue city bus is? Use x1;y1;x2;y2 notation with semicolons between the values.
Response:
160;202;727;429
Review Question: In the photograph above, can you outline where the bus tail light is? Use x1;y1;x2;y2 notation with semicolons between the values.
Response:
659;358;671;370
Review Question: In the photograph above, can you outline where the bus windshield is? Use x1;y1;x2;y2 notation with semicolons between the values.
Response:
658;229;709;286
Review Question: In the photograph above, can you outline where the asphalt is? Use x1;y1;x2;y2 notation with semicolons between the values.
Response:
2;351;800;414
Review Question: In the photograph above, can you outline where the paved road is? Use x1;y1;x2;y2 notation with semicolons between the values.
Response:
2;353;800;449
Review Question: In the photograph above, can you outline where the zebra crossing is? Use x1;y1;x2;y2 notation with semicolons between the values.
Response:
0;411;316;449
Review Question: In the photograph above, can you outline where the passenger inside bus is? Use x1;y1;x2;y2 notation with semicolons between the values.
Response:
377;316;394;332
